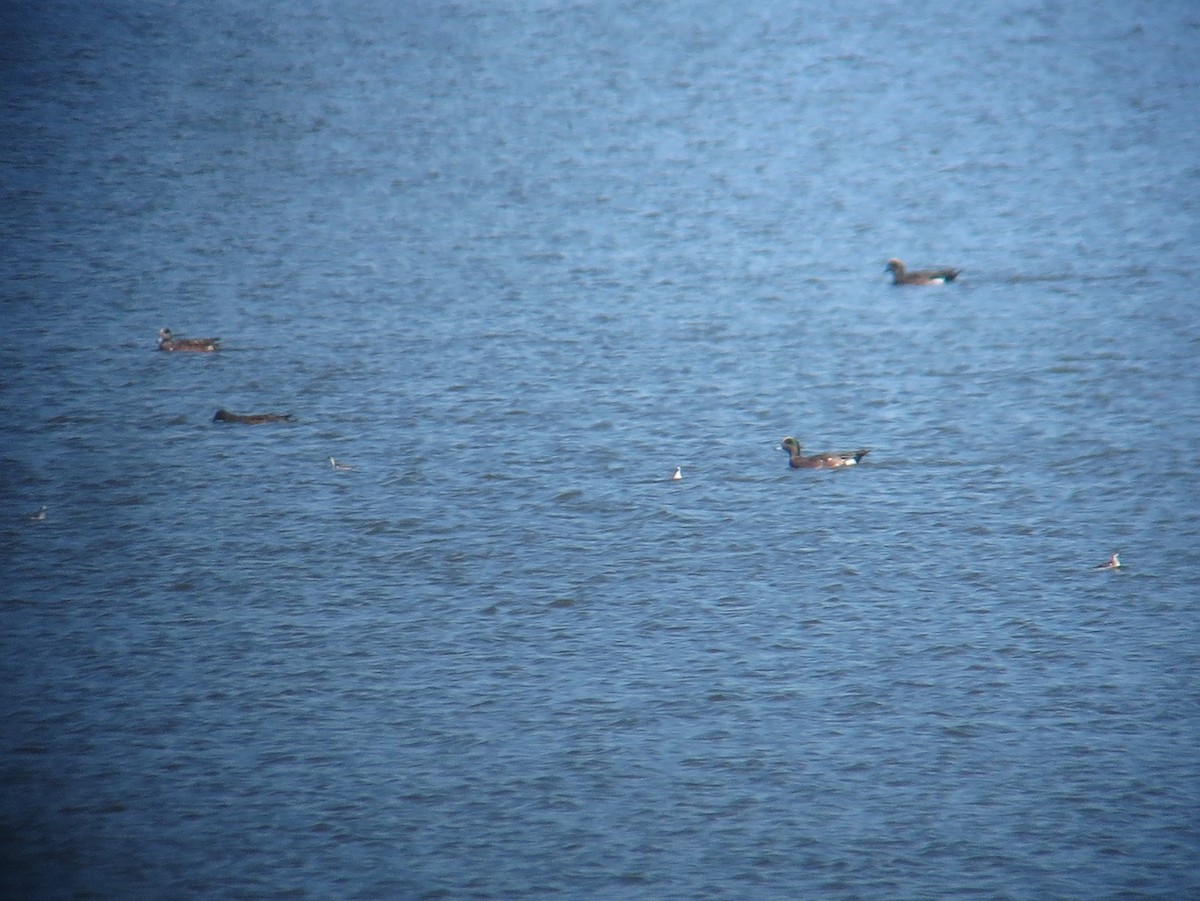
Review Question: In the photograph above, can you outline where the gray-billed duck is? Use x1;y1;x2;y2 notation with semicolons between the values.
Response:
159;328;220;352
779;437;870;469
885;258;960;286
213;409;295;424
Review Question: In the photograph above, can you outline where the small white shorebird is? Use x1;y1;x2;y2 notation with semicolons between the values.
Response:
27;505;47;522
1095;553;1121;570
671;465;682;481
329;457;356;471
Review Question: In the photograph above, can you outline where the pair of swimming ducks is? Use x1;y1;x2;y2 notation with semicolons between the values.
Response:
163;257;953;354
774;259;955;464
162;259;954;351
159;328;295;424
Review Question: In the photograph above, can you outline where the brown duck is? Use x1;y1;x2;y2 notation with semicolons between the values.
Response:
885;259;960;286
213;409;295;424
159;328;220;352
779;437;870;469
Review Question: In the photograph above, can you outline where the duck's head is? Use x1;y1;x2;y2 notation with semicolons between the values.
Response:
779;437;802;454
885;259;905;275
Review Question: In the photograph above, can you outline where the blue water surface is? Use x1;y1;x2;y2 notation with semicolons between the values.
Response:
2;1;1198;898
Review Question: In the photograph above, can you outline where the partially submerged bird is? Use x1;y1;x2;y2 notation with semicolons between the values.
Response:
1095;553;1122;570
212;409;295;424
159;328;220;352
885;258;960;286
671;465;682;481
27;505;47;522
779;437;870;470
329;456;355;471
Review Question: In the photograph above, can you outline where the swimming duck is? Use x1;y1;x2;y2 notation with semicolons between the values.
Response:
159;328;220;352
329;456;355;471
27;505;47;522
212;409;295;424
885;259;961;286
1095;553;1122;570
671;466;682;481
778;437;870;469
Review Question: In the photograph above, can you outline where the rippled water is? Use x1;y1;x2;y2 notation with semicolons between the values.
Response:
3;1;1199;898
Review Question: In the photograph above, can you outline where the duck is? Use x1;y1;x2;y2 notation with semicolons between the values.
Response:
159;328;220;352
1094;553;1122;570
778;437;870;469
212;409;295;424
329;456;355;471
671;465;682;481
885;258;960;286
27;505;47;522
